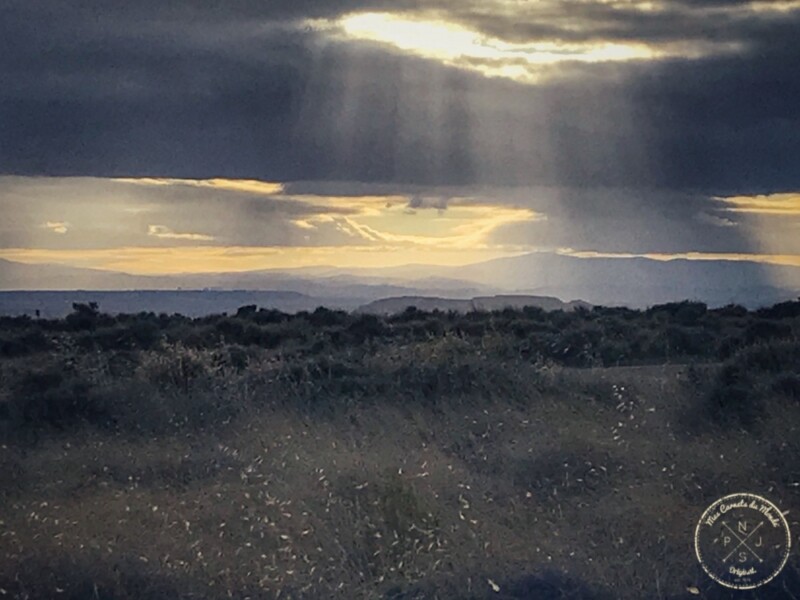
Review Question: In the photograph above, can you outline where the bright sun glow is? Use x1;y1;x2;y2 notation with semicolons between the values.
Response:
318;12;740;83
339;12;654;73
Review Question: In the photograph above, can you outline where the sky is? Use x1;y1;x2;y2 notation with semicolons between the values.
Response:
1;0;799;279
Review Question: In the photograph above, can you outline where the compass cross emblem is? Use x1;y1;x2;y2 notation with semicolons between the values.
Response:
695;493;792;590
721;520;764;563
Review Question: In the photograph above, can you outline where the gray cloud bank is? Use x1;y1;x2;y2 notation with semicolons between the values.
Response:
0;0;798;193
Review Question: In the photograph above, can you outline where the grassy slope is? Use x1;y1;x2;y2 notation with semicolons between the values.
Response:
2;303;800;599
3;360;799;599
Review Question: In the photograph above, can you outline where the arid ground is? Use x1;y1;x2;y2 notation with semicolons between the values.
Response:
2;302;800;599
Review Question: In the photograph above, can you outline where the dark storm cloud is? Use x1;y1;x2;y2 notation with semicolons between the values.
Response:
0;0;799;193
440;0;795;45
482;187;757;255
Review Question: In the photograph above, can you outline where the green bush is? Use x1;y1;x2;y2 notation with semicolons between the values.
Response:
308;306;349;327
707;382;760;427
736;340;800;373
252;308;288;324
744;320;793;344
8;367;111;430
347;314;387;343
65;302;102;331
647;300;707;325
756;298;800;319
772;373;800;399
77;320;163;351
235;304;257;318
0;328;50;357
705;340;800;428
712;303;749;317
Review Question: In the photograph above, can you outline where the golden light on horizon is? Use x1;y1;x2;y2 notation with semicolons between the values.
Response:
0;246;532;275
715;193;800;215
0;176;544;274
3;247;800;276
5;177;800;281
559;249;800;267
291;202;541;249
710;193;800;287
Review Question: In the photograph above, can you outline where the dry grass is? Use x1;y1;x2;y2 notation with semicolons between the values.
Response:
3;361;800;599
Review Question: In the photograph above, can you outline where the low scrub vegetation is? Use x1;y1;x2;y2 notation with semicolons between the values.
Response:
1;299;799;598
0;299;798;437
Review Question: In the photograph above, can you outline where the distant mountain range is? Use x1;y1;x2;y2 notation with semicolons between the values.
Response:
0;259;493;298
0;259;143;291
357;295;591;315
1;252;798;316
0;290;351;318
443;253;800;308
0;291;593;318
